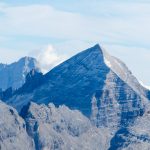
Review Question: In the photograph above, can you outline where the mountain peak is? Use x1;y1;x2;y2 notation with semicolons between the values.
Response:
18;56;36;64
2;45;150;149
85;43;103;55
0;56;39;90
6;44;149;117
91;43;101;49
80;44;110;68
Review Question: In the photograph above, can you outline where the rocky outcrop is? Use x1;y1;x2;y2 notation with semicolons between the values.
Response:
0;100;34;150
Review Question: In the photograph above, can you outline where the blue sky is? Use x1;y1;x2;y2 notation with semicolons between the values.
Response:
0;0;150;86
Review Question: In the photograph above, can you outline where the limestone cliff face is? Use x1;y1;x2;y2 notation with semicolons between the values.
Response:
0;100;34;150
21;102;110;150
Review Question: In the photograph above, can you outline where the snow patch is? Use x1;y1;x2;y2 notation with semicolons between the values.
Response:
139;80;150;90
104;56;112;68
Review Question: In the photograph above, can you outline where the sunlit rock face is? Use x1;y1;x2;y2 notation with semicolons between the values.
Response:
2;99;150;150
21;102;111;150
109;103;150;150
0;100;34;150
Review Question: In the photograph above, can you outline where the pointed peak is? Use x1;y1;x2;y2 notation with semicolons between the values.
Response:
82;43;104;57
92;43;100;48
89;44;102;51
94;43;101;48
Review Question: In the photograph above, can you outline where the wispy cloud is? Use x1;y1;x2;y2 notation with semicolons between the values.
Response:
31;45;67;73
0;2;150;45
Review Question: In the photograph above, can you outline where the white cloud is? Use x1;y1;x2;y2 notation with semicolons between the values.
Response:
0;4;85;39
32;45;67;73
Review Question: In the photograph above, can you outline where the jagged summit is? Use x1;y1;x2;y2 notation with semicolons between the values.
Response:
45;44;108;81
22;101;110;150
15;69;44;95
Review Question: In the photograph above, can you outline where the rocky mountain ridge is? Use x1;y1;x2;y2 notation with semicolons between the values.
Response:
1;44;150;149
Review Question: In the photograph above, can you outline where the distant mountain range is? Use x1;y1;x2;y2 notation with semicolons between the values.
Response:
0;57;39;91
0;44;150;150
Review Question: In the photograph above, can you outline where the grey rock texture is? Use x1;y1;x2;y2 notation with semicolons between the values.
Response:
0;100;34;150
4;44;150;149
